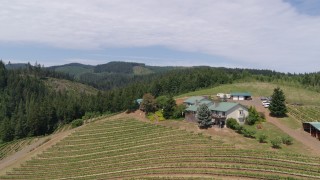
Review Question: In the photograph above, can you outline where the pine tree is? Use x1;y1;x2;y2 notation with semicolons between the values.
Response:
197;104;212;129
0;61;7;90
163;96;176;119
269;87;287;117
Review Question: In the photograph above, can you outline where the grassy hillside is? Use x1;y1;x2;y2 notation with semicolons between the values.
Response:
44;78;98;95
2;117;320;179
177;82;320;106
133;66;154;75
0;138;39;160
54;66;93;78
49;63;94;78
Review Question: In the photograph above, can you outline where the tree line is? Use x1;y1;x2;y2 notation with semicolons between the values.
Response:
1;61;319;142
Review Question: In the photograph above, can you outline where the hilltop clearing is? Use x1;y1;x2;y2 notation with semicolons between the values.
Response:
177;82;320;106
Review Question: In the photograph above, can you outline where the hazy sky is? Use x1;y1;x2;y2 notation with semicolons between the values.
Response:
1;0;320;73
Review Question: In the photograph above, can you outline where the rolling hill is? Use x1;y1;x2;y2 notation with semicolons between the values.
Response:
43;77;98;95
48;61;180;90
1;116;319;179
177;82;320;106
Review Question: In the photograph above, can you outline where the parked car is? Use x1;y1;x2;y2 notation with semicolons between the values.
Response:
260;97;268;101
262;100;270;108
263;103;270;108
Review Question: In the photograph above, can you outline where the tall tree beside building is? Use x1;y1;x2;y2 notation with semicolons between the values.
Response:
197;104;212;129
269;87;287;117
162;96;176;119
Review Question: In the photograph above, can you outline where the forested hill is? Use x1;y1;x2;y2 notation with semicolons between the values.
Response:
48;61;182;90
1;60;320;143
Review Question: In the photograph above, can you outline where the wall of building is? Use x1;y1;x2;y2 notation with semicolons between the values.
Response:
226;105;248;124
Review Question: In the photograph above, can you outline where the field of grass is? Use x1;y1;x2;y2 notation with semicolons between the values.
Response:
0;138;38;160
241;122;304;153
55;66;93;78
133;66;154;75
44;78;98;95
159;119;307;155
2;117;320;180
177;82;320;106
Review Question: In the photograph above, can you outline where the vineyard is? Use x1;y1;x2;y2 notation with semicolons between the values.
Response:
288;105;320;122
1;118;320;180
0;138;38;161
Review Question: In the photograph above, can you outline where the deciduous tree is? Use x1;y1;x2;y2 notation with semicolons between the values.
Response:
140;93;157;113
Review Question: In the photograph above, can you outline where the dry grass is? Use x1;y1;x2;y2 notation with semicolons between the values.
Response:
176;82;320;106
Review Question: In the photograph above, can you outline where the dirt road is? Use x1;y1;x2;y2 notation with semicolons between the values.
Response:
240;97;320;155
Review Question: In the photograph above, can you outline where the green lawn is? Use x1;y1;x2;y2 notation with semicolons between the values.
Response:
177;82;320;106
242;122;304;154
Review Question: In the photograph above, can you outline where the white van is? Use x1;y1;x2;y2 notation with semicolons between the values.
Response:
263;102;270;108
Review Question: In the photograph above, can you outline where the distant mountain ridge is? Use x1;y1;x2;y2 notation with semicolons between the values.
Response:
5;63;28;70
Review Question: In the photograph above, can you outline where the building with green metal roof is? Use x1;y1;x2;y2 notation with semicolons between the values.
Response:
209;102;238;112
184;96;248;126
183;96;206;106
303;122;320;140
231;92;252;100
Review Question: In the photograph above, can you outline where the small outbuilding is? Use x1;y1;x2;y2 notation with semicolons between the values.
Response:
303;122;320;140
231;92;252;100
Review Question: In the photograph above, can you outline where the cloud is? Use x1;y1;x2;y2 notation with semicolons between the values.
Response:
1;0;320;72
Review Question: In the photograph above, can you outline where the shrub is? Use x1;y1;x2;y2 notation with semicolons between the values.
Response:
258;134;268;143
71;119;83;128
147;113;155;121
235;124;243;133
82;112;101;120
172;104;186;119
282;135;293;145
271;137;282;149
226;118;239;130
241;127;256;138
155;110;165;121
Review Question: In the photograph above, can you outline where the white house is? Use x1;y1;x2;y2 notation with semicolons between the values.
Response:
184;96;248;127
209;102;248;126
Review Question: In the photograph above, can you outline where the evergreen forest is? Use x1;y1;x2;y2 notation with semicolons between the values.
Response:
1;61;320;142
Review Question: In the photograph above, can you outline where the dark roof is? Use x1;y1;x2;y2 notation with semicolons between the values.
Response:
231;92;251;97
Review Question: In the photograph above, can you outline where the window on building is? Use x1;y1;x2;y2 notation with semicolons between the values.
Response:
239;110;243;116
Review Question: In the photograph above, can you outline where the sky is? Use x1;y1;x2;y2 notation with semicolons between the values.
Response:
1;0;320;73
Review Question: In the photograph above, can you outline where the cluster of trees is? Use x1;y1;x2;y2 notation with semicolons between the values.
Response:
139;93;185;120
0;62;106;142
